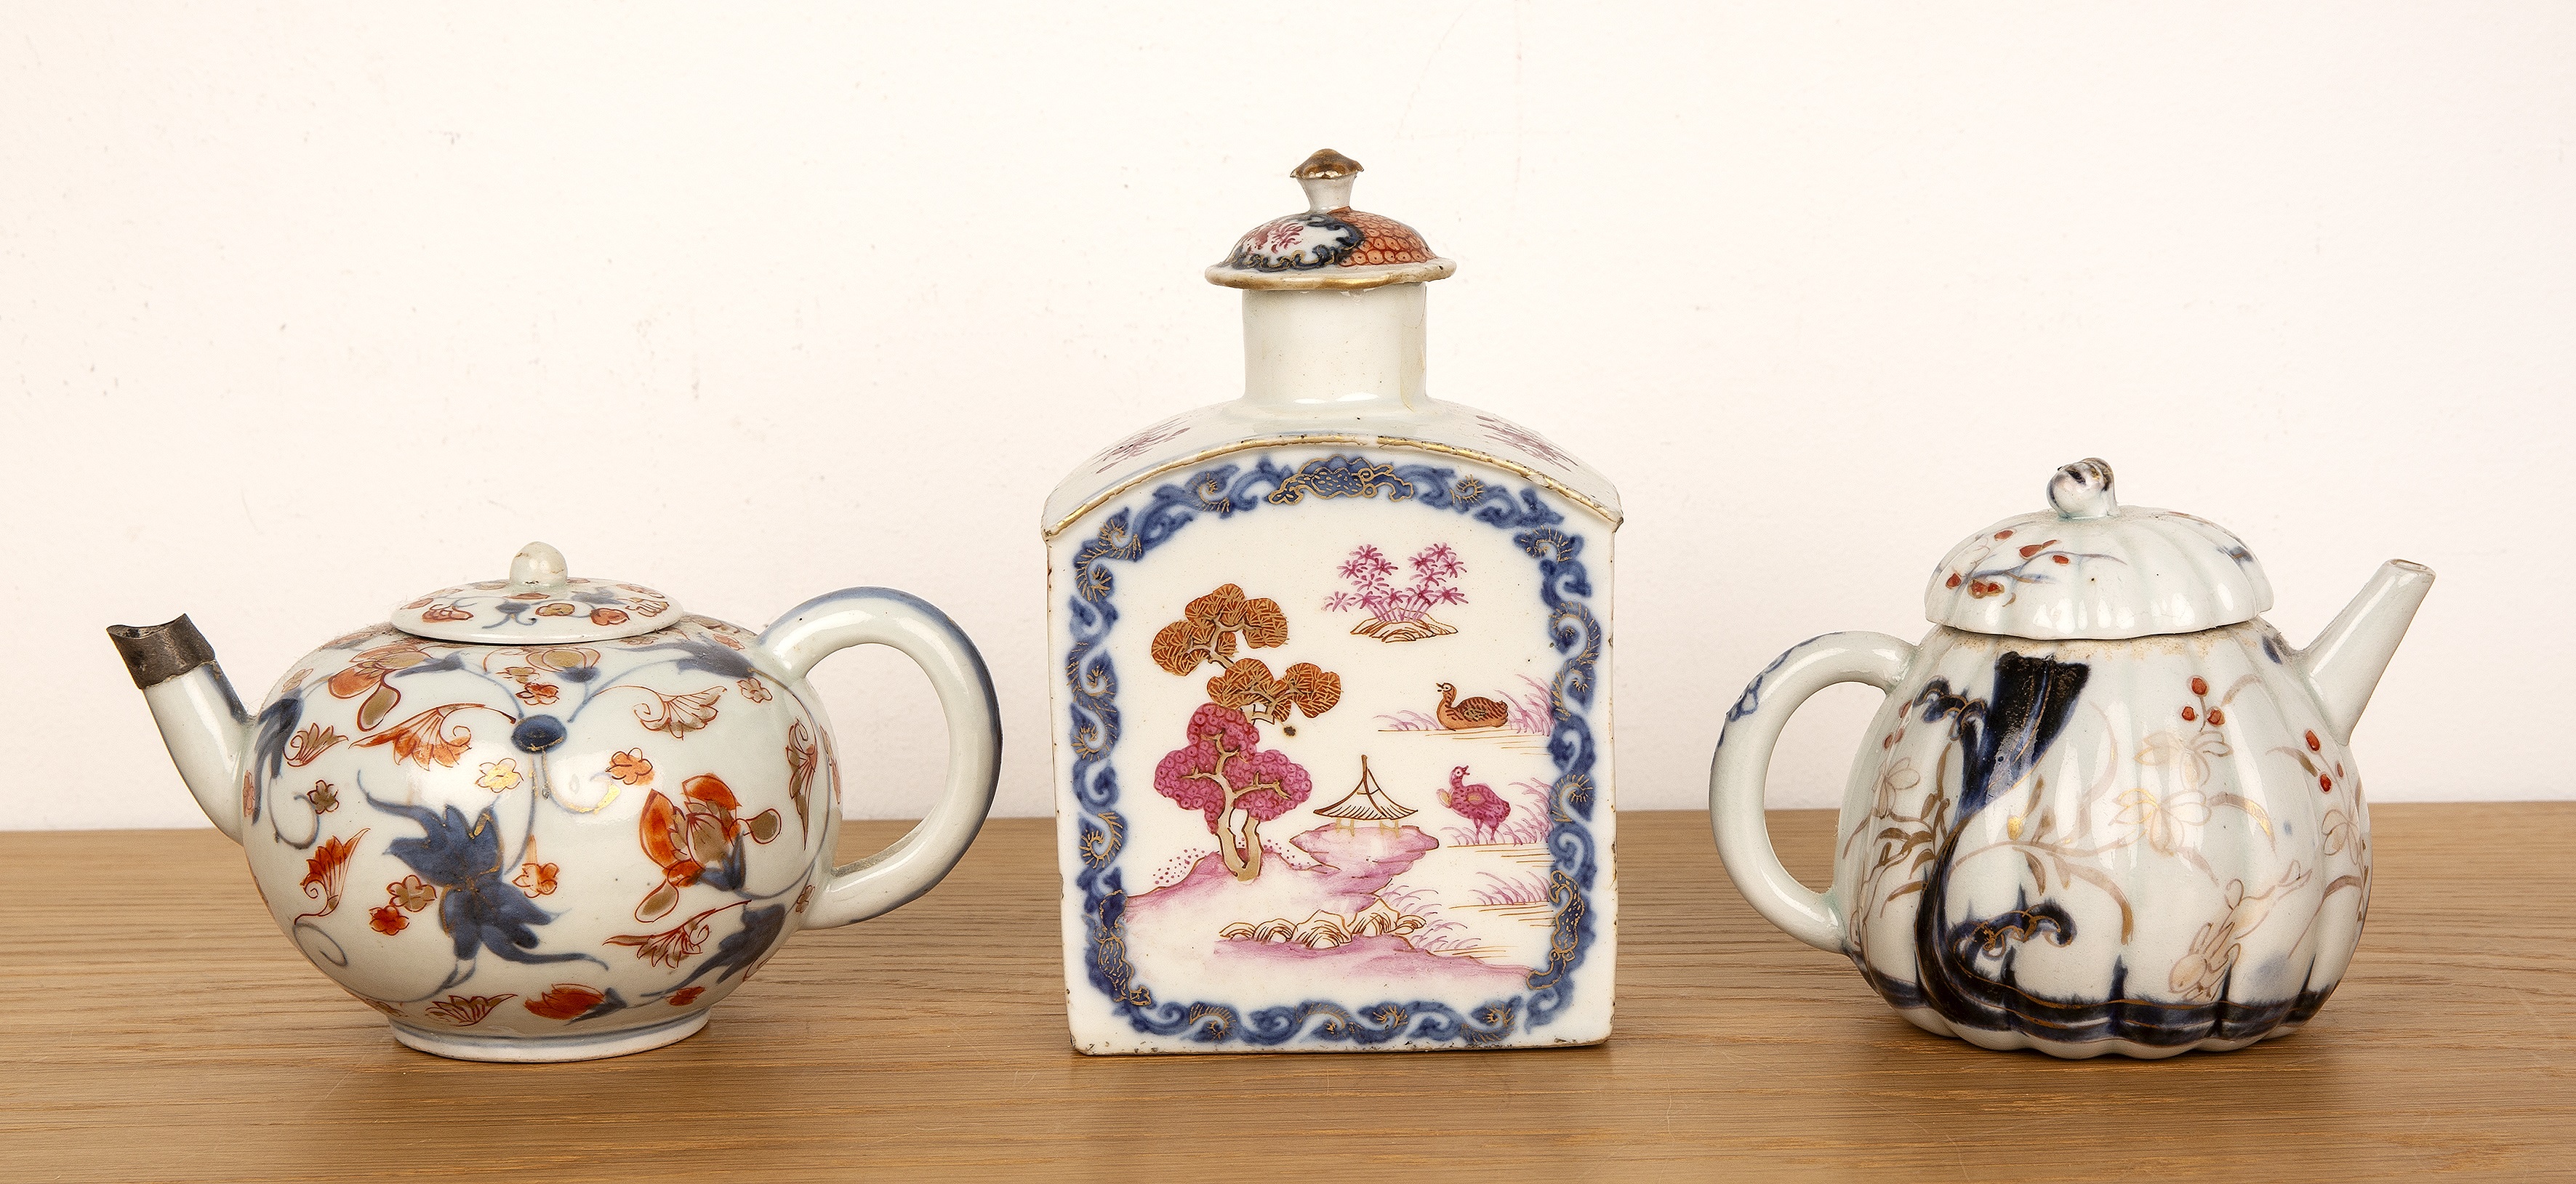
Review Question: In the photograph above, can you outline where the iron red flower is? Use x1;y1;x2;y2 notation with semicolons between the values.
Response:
609;749;655;786
297;828;369;918
514;861;559;897
522;984;608;1020
352;704;474;769
423;994;515;1026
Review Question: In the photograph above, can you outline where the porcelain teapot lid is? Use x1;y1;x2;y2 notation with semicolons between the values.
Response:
390;542;679;643
1205;148;1457;291
1926;459;2274;640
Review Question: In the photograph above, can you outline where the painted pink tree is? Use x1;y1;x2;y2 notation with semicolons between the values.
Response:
1324;543;1468;642
1155;704;1315;881
1439;765;1511;844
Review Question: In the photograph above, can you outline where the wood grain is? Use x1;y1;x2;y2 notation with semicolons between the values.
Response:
2;805;2569;1181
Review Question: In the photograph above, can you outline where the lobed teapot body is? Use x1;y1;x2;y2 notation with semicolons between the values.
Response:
108;542;1000;1062
1710;461;2432;1058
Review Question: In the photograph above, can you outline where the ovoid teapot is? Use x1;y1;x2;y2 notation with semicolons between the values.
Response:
1710;460;2432;1058
108;543;1000;1062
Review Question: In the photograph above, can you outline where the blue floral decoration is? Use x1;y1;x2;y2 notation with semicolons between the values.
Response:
363;789;601;968
672;904;789;991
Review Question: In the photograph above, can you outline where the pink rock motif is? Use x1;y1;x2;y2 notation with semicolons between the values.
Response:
1123;821;1536;991
1211;928;1530;991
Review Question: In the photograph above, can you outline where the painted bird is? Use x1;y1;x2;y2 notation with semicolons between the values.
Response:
1434;682;1509;730
1439;766;1510;844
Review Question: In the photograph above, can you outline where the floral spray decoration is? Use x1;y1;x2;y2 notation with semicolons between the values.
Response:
1325;543;1466;642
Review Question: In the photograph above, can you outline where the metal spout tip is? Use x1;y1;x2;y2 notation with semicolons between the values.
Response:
106;614;217;688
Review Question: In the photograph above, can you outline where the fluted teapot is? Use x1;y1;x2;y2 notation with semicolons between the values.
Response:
1709;459;2432;1058
109;543;1000;1062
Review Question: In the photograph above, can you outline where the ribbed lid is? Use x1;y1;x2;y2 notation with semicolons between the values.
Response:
390;542;676;643
1926;459;2273;640
1205;149;1456;291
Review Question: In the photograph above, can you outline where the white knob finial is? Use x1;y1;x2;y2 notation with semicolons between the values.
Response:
2047;459;2119;520
509;541;571;590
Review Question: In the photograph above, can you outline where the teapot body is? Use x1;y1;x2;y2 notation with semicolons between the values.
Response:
1834;621;2368;1057
239;613;838;1060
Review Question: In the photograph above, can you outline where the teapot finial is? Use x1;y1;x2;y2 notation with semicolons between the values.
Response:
2047;458;2119;520
1292;148;1363;213
508;541;571;592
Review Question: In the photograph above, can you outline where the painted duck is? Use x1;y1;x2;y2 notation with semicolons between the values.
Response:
1434;683;1508;731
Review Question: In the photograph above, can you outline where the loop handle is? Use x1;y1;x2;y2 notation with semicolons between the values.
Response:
1708;631;1915;953
759;588;1000;930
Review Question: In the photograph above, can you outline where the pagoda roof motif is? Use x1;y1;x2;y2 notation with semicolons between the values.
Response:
1314;757;1415;821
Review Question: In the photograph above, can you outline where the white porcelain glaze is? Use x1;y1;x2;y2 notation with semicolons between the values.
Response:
1046;150;1618;1054
109;544;1000;1062
1710;459;2432;1058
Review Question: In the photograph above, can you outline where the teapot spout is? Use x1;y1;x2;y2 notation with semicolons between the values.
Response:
107;616;253;843
2296;560;2435;744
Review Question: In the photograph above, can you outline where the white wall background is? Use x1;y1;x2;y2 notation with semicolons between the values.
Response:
5;4;2568;831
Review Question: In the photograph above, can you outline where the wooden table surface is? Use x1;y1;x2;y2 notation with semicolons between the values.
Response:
4;805;2569;1181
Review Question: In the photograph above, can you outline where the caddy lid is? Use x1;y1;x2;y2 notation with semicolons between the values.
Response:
1926;459;2274;640
1205;149;1457;290
390;542;678;643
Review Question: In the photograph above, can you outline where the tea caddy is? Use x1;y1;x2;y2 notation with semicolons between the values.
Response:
110;543;1000;1061
1043;150;1621;1052
1710;459;2432;1058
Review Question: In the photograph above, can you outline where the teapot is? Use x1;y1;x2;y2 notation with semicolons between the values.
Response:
1709;460;2431;1058
108;543;1000;1062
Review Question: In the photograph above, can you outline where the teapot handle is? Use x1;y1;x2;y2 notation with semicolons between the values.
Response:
1708;631;1915;954
758;587;1000;930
